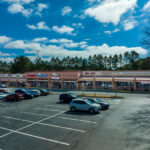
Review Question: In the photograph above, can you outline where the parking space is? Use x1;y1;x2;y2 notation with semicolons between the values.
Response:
0;91;149;150
0;93;121;150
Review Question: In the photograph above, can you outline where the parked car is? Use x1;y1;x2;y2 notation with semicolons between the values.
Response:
6;93;24;101
15;89;33;99
0;84;6;88
39;89;49;96
30;90;40;97
70;99;101;114
86;98;109;110
59;93;79;103
0;88;10;93
0;92;11;100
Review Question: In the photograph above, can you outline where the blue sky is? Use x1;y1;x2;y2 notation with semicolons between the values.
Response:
0;0;150;62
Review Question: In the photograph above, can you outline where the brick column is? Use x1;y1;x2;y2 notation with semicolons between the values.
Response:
16;78;18;88
112;77;115;90
76;80;79;89
7;79;9;87
61;80;64;89
36;77;39;88
93;77;96;90
48;79;51;89
133;77;136;91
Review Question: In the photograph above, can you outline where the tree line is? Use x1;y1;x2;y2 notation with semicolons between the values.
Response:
0;51;150;73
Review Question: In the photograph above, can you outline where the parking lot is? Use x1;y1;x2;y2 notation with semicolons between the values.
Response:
0;91;150;150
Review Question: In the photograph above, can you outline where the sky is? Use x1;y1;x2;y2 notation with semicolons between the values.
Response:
0;0;150;62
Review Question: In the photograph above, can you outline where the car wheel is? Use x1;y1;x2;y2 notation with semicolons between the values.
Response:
71;106;76;112
89;108;95;114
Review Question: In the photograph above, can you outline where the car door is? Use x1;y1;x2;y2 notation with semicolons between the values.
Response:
76;101;88;111
81;101;89;111
9;94;14;100
65;94;72;101
62;94;68;101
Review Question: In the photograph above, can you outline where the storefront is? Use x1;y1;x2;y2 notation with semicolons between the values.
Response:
0;71;150;91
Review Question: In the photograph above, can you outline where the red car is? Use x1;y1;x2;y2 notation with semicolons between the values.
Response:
6;93;24;101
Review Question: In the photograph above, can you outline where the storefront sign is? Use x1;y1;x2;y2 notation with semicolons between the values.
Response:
141;81;150;84
84;72;96;76
22;75;26;77
51;77;59;80
51;73;59;76
119;72;150;75
38;73;48;77
82;71;150;77
27;73;36;77
16;74;20;77
0;74;6;77
8;74;13;77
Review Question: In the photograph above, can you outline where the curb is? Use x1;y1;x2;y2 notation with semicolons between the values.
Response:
78;94;123;99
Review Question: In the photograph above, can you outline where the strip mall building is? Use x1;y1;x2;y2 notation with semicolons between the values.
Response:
0;71;150;91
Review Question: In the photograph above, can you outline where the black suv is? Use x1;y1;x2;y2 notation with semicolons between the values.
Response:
15;89;33;99
59;93;79;103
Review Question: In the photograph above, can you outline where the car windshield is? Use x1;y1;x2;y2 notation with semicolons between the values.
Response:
26;91;31;94
86;99;94;105
70;94;78;97
95;99;102;103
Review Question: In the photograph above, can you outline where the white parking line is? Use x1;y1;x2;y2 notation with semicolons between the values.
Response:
21;111;49;117
2;116;33;123
34;108;61;112
38;123;86;133
0;110;70;146
18;111;67;131
115;100;121;105
95;114;103;117
46;105;66;108
2;116;86;133
58;117;97;124
0;126;69;146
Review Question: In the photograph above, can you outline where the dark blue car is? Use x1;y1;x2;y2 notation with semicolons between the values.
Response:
30;90;40;97
15;89;33;99
86;98;109;110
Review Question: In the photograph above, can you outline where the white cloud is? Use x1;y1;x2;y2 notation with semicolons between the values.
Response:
36;3;48;16
33;37;48;42
85;44;147;57
61;6;72;16
2;0;34;4
3;37;147;59
104;28;120;34
0;57;14;62
72;23;84;29
143;1;150;10
0;51;11;56
49;38;73;43
87;0;101;4
24;43;147;58
85;0;137;25
3;0;48;17
73;14;86;19
52;25;74;35
0;36;11;44
27;22;50;30
123;19;137;31
49;38;87;48
8;3;33;17
4;40;41;50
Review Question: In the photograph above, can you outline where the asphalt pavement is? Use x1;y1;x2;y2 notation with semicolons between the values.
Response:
0;91;150;150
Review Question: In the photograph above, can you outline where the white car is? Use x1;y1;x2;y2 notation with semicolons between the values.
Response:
70;99;101;114
0;92;10;100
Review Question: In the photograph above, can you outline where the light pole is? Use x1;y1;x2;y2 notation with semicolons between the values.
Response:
35;50;40;89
